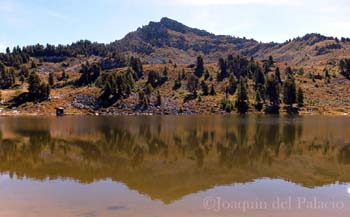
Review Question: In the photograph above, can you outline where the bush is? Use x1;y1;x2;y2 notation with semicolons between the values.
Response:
221;97;234;113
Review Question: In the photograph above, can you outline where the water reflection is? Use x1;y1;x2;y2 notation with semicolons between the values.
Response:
0;115;350;204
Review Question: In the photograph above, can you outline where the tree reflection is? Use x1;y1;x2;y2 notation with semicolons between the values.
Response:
0;116;350;201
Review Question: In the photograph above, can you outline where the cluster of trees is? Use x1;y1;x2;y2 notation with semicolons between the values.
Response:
217;54;260;81
136;67;169;109
0;47;30;68
21;40;110;58
0;62;16;89
128;56;143;79
173;69;186;90
185;56;215;99
99;68;135;106
257;66;304;113
28;72;50;101
100;53;127;70
216;55;304;114
147;68;168;88
1;40;129;66
0;61;49;102
76;62;101;86
166;54;304;114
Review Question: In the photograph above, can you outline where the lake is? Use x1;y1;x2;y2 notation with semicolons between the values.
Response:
0;115;350;217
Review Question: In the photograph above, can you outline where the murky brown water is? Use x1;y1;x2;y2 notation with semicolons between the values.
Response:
0;115;350;217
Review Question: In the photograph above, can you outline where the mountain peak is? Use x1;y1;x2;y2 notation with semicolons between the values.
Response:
157;17;213;37
160;17;178;25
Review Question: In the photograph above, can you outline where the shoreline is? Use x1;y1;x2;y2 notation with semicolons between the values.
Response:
0;110;349;117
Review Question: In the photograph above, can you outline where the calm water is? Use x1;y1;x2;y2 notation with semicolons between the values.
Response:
0;115;350;217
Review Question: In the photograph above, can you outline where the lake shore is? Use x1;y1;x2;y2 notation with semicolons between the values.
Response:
0;107;349;117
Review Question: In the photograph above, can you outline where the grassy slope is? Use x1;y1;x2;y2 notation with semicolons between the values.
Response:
1;54;350;116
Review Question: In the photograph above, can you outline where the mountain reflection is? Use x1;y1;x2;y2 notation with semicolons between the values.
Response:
0;115;350;203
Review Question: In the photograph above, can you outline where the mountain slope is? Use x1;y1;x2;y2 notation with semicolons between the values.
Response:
110;17;276;63
110;18;350;65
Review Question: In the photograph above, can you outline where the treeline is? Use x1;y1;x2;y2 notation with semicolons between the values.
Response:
0;47;30;68
22;40;109;58
0;40;126;67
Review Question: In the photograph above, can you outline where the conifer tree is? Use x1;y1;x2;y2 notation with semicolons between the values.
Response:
155;90;162;106
187;74;199;94
228;74;237;95
200;80;209;96
255;88;263;111
194;56;204;78
210;84;216;96
217;58;227;81
235;78;249;114
48;73;54;87
297;87;304;107
266;74;280;107
283;77;297;106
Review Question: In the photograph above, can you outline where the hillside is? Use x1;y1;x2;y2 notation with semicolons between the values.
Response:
110;17;272;64
110;18;350;65
0;18;350;116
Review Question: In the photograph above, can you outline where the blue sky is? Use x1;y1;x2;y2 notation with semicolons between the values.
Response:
1;0;350;52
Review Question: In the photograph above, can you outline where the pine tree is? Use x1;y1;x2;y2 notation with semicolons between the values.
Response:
221;96;233;112
187;74;199;94
0;63;16;89
227;74;237;95
255;88;263;111
268;56;274;67
61;71;67;81
200;80;209;96
194;56;204;78
160;67;168;84
226;54;235;75
48;73;54;87
204;69;210;80
255;68;265;87
28;72;50;100
129;56;143;79
28;72;42;97
339;59;346;74
285;67;294;79
173;78;181;90
275;67;282;84
147;70;161;88
20;75;25;85
31;61;37;69
217;58;227;81
181;69;186;80
283;78;297;106
77;63;101;86
155;91;162;106
144;83;153;95
297;87;304;107
138;90;149;110
125;68;135;90
235;78;249;114
266;74;280;106
210;84;216;96
21;65;29;78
